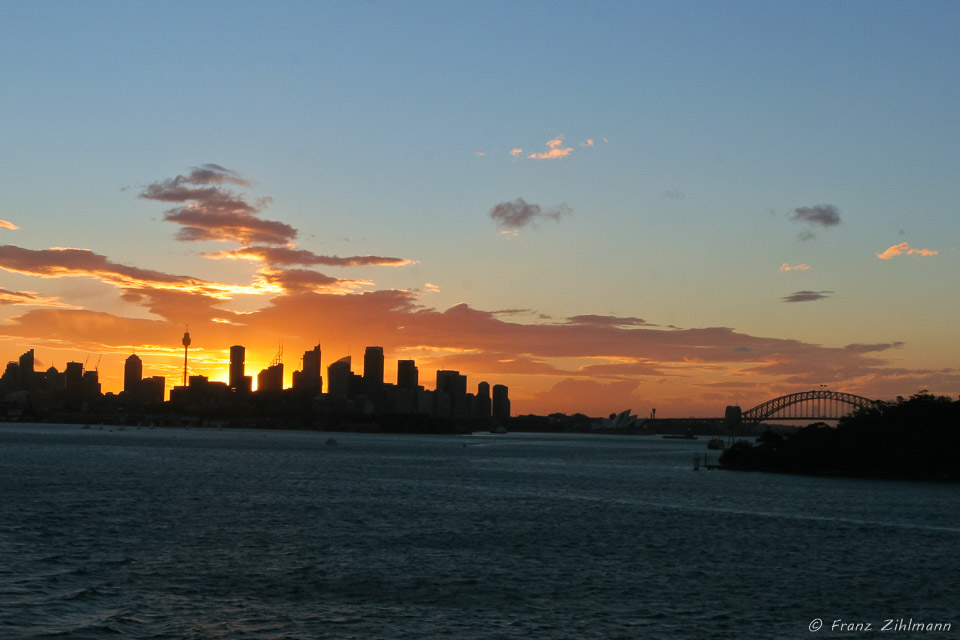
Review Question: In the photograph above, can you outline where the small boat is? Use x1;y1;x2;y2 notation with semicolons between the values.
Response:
707;438;726;450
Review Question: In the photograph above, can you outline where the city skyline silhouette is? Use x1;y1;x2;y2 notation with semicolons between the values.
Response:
1;2;957;419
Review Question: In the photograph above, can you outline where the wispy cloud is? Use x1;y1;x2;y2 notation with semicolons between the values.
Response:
509;148;523;158
580;139;595;147
781;290;832;303
0;220;19;231
876;242;938;260
489;198;571;231
790;204;841;227
528;136;574;160
0;288;72;308
779;263;811;272
202;245;415;268
140;165;296;245
0;245;275;302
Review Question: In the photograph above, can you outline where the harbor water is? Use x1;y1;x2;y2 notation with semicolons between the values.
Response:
1;423;957;639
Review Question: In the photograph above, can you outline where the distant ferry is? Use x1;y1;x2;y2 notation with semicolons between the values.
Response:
662;433;697;440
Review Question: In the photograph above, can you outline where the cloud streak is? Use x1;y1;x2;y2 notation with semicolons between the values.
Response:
489;198;571;231
876;242;938;260
779;263;811;272
202;245;415;268
0;220;19;230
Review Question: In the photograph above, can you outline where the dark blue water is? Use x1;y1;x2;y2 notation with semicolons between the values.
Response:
1;424;957;639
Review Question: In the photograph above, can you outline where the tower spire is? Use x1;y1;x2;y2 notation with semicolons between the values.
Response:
181;326;191;386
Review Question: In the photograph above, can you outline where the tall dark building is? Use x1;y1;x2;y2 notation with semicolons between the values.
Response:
18;349;34;388
64;361;83;393
436;369;468;418
397;359;419;390
229;345;245;392
123;354;142;395
477;381;491;419
295;344;322;393
82;370;101;396
363;346;384;397
327;356;352;399
492;384;510;420
257;363;283;393
141;376;166;404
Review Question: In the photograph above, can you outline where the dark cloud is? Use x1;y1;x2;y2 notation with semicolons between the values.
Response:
565;315;652;327
781;290;833;303
489;198;571;230
843;342;904;354
140;166;296;245
790;204;840;227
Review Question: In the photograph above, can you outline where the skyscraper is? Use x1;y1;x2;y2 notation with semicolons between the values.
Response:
436;369;467;418
492;384;510;420
257;363;283;392
124;354;142;395
229;345;245;392
363;346;384;398
327;356;352;399
397;359;419;390
18;349;34;388
477;381;491;420
296;343;322;393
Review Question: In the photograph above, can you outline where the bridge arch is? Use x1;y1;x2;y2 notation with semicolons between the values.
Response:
740;390;881;423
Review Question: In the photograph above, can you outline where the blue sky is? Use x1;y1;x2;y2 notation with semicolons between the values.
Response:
1;1;957;415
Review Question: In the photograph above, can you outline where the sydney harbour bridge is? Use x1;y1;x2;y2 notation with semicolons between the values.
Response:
727;389;882;426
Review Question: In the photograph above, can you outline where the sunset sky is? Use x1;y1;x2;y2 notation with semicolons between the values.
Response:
1;1;957;417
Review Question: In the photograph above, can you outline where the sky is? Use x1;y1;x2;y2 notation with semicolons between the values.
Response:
1;0;958;418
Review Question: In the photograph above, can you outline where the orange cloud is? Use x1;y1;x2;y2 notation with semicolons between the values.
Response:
0;220;19;230
528;136;573;160
0;244;276;301
255;267;373;295
0;288;72;308
580;139;594;147
876;242;938;260
510;148;523;157
779;263;811;272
